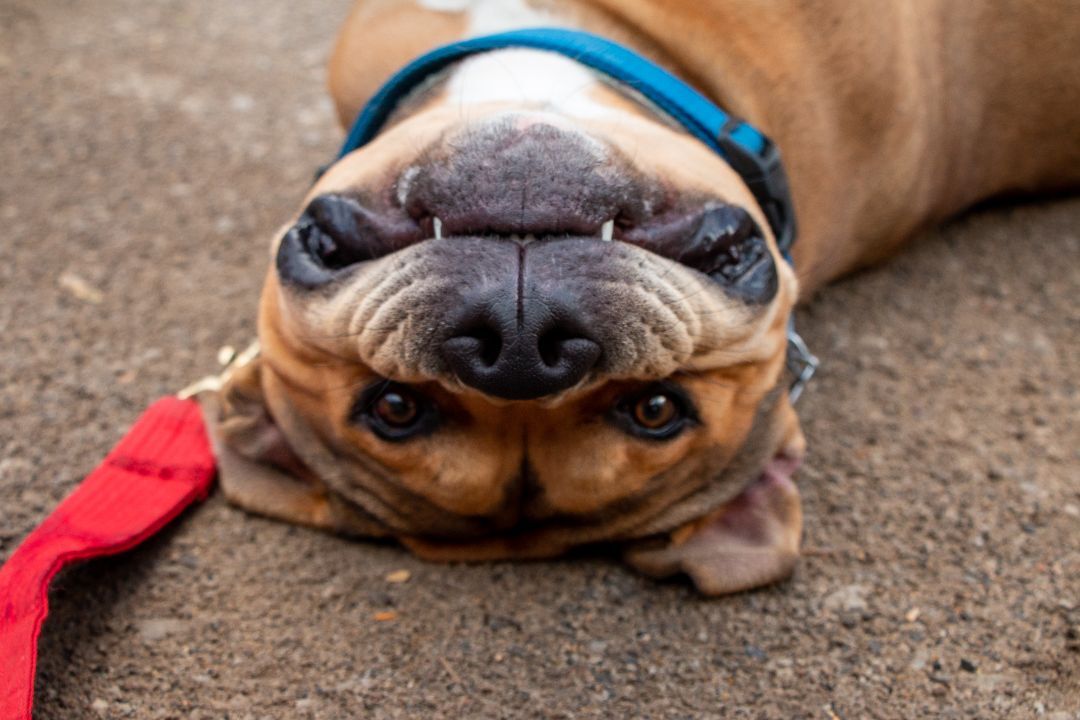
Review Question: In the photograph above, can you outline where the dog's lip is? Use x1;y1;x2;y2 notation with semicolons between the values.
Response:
620;202;764;262
397;118;665;239
415;210;615;240
413;198;758;251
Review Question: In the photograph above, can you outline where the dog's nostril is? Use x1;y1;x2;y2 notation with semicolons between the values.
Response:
452;325;503;367
538;327;582;368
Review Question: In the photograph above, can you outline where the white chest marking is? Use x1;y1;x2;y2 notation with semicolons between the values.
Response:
447;49;618;119
416;0;618;119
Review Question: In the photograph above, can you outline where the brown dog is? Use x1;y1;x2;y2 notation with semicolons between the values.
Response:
201;0;1080;595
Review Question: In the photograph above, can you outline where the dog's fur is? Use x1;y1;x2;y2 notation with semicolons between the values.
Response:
204;0;1080;595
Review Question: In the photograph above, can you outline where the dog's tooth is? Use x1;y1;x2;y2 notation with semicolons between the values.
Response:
601;219;614;241
433;216;443;240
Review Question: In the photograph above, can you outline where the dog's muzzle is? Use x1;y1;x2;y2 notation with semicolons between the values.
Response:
277;117;790;400
318;27;818;401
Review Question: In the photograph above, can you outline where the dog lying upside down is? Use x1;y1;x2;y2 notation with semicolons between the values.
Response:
200;0;1080;595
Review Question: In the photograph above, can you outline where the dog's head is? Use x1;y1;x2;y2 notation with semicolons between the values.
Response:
216;53;805;592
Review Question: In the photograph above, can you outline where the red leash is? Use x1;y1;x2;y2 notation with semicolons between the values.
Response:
0;397;216;720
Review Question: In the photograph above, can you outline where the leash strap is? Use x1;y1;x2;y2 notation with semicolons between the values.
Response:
336;27;797;255
0;397;215;720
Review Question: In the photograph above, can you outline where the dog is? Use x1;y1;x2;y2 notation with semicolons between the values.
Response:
200;0;1080;596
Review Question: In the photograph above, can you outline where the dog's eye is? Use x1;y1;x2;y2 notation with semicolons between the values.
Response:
612;383;695;440
633;392;678;429
353;382;437;441
375;390;418;427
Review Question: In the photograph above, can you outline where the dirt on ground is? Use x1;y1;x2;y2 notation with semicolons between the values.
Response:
1;1;1078;718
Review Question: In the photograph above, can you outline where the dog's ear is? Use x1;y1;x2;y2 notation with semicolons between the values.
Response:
199;356;343;531
624;470;802;596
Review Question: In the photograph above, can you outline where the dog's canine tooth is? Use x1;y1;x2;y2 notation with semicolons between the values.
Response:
433;216;443;240
601;219;614;241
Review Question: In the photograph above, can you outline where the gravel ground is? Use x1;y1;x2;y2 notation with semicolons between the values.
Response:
1;1;1078;718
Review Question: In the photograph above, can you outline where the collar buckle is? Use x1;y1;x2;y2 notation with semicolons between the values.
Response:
785;321;819;404
177;341;261;399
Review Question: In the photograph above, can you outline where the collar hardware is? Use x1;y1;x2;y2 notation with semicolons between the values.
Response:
786;322;819;404
177;340;261;400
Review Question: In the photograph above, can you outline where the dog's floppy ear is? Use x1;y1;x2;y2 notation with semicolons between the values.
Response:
199;356;346;532
624;468;803;596
211;356;311;475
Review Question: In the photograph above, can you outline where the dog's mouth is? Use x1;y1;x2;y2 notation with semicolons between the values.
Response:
276;190;782;402
280;191;778;300
756;451;803;500
280;119;777;303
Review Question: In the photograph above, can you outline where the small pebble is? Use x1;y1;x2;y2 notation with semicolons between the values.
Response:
385;569;411;584
960;658;977;673
58;272;104;304
373;610;398;622
136;618;187;642
744;644;767;661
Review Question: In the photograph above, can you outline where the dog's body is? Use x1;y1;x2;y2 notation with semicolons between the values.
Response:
207;0;1080;595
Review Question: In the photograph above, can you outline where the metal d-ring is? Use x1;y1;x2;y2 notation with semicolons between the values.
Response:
785;320;819;404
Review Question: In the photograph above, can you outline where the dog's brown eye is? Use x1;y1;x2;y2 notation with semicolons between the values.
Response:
633;393;677;430
613;382;696;440
374;390;418;427
353;382;437;441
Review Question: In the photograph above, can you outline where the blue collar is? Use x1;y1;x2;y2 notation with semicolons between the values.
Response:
336;27;816;399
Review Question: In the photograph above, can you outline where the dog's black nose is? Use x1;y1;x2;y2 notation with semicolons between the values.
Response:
442;288;602;400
